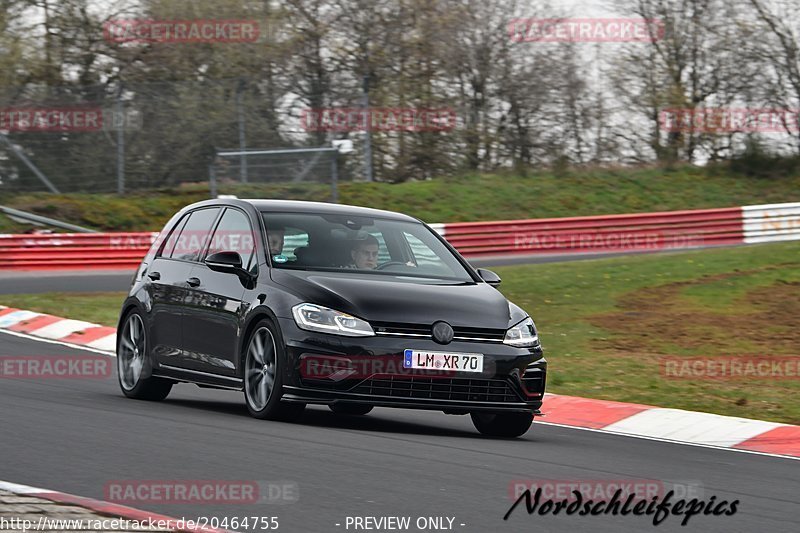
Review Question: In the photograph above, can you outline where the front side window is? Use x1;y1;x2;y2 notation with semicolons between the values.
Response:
261;211;474;282
207;208;257;271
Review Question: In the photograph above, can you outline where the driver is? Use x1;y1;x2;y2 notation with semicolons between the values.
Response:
267;224;292;264
267;225;285;256
349;235;380;269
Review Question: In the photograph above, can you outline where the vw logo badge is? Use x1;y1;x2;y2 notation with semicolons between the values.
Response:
432;321;454;345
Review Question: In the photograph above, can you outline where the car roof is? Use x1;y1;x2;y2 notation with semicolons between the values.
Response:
184;199;421;223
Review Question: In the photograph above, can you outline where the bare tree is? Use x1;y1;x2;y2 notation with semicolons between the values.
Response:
746;0;800;153
611;0;753;163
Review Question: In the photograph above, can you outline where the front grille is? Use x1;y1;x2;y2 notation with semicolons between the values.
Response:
453;326;506;342
353;376;522;403
372;322;506;343
373;322;429;336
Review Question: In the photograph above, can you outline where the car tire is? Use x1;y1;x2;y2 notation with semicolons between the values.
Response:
329;403;374;416
117;310;173;401
470;412;533;438
243;319;305;421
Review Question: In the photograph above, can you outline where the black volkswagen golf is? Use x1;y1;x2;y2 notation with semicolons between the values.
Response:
116;199;546;437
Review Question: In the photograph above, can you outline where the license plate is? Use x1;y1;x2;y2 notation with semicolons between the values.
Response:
403;349;484;373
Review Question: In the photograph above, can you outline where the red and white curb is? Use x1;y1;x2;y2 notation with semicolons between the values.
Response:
542;394;800;459
0;305;116;353
0;479;225;533
2;304;799;459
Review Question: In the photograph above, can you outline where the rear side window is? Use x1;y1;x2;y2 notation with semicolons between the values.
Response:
158;215;188;258
207;208;257;271
168;207;220;262
281;227;309;261
370;232;391;264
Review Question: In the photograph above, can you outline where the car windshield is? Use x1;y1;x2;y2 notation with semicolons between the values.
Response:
261;211;474;282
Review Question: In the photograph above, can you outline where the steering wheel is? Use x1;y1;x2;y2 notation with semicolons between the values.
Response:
376;261;407;270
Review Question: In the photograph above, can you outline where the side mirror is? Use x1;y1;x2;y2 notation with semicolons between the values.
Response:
477;268;501;287
205;250;243;273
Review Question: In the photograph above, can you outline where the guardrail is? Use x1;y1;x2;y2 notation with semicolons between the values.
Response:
0;202;798;270
0;232;157;270
438;207;744;256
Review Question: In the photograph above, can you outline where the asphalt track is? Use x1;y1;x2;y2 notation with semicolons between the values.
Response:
0;246;733;294
1;330;798;533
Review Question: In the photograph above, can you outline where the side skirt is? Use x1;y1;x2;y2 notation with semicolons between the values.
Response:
155;364;243;391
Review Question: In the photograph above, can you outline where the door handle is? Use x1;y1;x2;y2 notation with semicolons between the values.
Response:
186;277;201;287
147;271;161;281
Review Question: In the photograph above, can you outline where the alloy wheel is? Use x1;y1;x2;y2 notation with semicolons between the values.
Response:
118;313;146;390
245;326;276;411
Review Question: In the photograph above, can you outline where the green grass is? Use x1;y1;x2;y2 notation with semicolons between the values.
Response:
0;216;38;233
2;241;799;423
2;163;799;231
495;241;800;424
0;292;126;327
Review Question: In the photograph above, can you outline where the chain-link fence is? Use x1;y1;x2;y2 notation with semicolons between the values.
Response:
210;147;342;201
0;79;359;196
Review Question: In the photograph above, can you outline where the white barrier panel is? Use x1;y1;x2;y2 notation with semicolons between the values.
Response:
428;223;446;237
742;202;800;244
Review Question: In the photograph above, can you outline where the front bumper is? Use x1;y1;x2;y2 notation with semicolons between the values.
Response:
277;318;546;413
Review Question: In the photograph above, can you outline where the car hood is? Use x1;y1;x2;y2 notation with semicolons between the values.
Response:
272;269;518;329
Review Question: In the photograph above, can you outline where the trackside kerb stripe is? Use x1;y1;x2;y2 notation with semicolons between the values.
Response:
0;304;119;352
0;307;21;318
62;325;117;344
602;408;784;448
735;426;800;456
542;393;800;459
0;310;39;328
0;479;225;533
30;318;97;339
542;394;650;428
86;334;117;352
8;314;61;333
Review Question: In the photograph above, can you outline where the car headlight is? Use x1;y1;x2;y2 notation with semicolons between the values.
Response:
503;317;539;347
291;303;375;337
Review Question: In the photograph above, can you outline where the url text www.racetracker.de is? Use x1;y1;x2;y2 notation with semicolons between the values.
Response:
504;489;738;527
